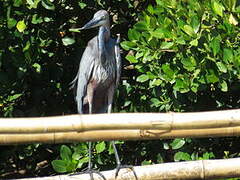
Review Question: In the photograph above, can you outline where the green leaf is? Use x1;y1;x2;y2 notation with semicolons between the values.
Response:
32;63;41;73
190;38;198;46
190;15;200;33
77;157;89;168
212;0;225;17
182;25;195;37
136;74;149;82
121;41;136;50
16;20;26;32
23;41;31;52
78;2;87;9
62;37;75;46
126;55;138;63
134;21;148;31
173;78;190;93
220;80;228;92
41;0;55;10
223;48;233;62
150;79;162;87
150;98;161;107
160;42;174;49
206;70;219;83
31;14;43;24
7;18;17;29
174;152;191;161
181;57;196;71
210;36;221;56
51;160;67;173
170;138;185;150
96;142;106;153
26;0;40;9
151;28;165;39
202;152;215;160
8;94;22;101
14;0;23;7
60;145;72;161
216;62;227;73
141;160;152;165
128;29;141;41
229;13;238;25
162;64;175;80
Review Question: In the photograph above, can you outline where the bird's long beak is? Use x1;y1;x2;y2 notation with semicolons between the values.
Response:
80;18;102;30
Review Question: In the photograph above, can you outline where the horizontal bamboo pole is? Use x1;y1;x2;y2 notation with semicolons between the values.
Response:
1;126;240;145
18;158;240;180
1;109;240;134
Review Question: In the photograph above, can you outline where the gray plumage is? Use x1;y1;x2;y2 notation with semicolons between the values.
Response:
69;11;136;180
70;10;121;114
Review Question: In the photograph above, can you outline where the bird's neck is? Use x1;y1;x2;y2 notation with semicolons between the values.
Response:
97;26;110;64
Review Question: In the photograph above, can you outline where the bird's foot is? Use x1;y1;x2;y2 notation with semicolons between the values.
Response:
69;168;106;180
115;164;138;180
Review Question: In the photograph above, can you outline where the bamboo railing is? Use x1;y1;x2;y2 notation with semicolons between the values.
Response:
1;126;240;145
1;109;240;133
1;109;240;179
1;109;240;144
18;158;240;180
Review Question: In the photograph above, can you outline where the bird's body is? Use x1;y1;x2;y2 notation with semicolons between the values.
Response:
71;10;121;115
70;10;133;180
76;36;117;114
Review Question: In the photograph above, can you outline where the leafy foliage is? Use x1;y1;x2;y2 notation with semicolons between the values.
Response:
120;0;240;112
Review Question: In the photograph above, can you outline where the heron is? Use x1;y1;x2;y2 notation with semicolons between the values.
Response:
70;10;136;179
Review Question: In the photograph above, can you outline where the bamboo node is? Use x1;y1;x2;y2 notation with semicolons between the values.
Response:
151;113;174;130
140;130;171;137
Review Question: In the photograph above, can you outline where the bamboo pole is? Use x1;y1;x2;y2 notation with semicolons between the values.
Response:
1;109;240;133
18;158;240;180
1;126;240;145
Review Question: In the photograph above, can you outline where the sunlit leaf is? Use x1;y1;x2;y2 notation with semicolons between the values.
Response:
136;74;149;82
183;25;195;37
8;94;22;101
41;0;55;10
78;2;87;9
229;13;238;25
126;55;138;63
96;142;106;153
216;62;227;73
62;37;75;46
211;1;225;17
220;80;228;92
16;20;26;32
170;139;185;150
174;152;191;161
160;42;174;49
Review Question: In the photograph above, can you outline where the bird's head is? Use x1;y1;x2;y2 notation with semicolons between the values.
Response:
80;10;109;30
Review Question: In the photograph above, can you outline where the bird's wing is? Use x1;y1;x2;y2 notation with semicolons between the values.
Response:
74;39;96;113
114;34;121;86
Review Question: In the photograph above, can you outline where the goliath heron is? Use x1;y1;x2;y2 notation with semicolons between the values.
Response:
70;10;136;179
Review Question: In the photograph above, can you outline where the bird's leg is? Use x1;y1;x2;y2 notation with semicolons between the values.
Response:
107;87;138;179
70;87;106;180
111;141;138;179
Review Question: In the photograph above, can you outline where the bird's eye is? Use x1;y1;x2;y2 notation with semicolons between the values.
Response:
101;15;106;20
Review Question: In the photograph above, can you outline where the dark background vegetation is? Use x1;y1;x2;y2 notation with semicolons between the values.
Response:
0;0;240;178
